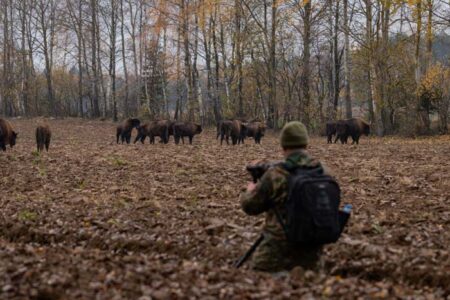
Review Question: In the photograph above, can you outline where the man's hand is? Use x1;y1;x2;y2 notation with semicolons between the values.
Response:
246;181;257;192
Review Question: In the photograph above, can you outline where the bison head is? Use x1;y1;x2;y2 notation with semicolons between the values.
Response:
258;123;266;136
10;131;17;147
363;123;370;136
130;118;141;129
195;124;203;134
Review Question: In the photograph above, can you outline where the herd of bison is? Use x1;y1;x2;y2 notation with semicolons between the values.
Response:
115;117;369;147
116;119;267;146
1;117;370;151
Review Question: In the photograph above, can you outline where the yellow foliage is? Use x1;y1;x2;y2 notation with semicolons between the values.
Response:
420;64;450;92
418;63;450;106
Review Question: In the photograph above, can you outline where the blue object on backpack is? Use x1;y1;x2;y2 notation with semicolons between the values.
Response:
343;204;353;214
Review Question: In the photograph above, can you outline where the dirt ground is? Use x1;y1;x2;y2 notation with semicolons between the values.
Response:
0;118;449;299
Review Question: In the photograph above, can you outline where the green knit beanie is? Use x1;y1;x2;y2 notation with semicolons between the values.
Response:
280;121;309;148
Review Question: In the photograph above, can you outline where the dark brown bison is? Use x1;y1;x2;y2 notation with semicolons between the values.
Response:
0;118;17;151
116;118;140;144
173;122;202;144
134;123;151;144
335;118;370;144
216;120;224;140
218;120;233;145
242;121;266;144
326;121;337;144
134;120;170;144
218;119;246;145
335;121;349;144
36;124;51;152
231;120;246;145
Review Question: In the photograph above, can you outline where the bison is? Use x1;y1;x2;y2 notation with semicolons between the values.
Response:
242;121;266;144
231;120;246;145
0;118;17;151
36;124;51;152
326;121;337;144
173;122;202;144
335;118;370;144
116;118;141;144
134;120;170;144
218;119;247;145
218;120;233;145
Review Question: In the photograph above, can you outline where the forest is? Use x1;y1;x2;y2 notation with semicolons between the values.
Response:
0;0;449;135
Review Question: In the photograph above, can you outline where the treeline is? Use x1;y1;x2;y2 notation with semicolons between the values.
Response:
0;0;449;135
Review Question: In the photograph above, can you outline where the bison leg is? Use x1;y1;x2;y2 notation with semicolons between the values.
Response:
134;133;141;144
188;136;193;144
334;135;340;144
141;135;147;144
45;141;50;151
163;128;169;144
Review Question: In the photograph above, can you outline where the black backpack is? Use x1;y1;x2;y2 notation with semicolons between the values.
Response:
272;164;342;245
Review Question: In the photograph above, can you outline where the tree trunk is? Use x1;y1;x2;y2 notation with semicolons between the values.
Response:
91;0;101;117
301;0;312;127
234;0;244;117
269;0;278;128
110;0;118;121
425;0;433;69
219;22;231;111
343;0;352;119
211;4;222;123
40;0;56;117
193;9;202;122
332;0;340;116
19;0;29;116
120;0;129;117
181;0;195;121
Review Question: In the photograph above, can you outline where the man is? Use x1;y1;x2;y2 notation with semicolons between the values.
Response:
240;121;326;272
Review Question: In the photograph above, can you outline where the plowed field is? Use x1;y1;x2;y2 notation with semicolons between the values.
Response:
1;119;449;299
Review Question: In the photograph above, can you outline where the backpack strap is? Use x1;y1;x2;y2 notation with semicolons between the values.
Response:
272;202;289;240
267;163;294;239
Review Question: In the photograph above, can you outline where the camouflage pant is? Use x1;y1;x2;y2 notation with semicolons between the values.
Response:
251;236;323;273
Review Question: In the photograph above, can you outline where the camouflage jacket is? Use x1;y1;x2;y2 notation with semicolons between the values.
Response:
240;150;325;240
